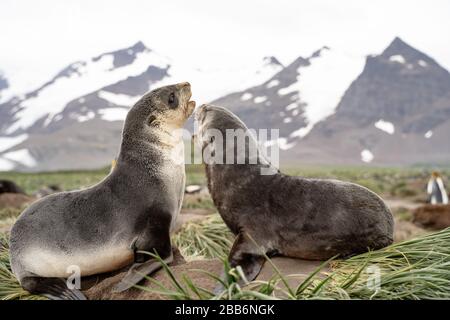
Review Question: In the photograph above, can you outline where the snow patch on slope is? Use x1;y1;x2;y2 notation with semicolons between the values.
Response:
361;149;374;163
76;111;96;123
285;103;298;111
255;58;283;83
0;134;28;152
389;55;406;64
2;148;36;167
277;83;298;96
281;48;365;140
374;119;395;135
254;96;267;103
264;138;296;150
266;79;280;88
299;48;365;125
6;50;169;134
98;90;140;107
241;93;253;101
290;123;314;139
156;56;283;104
0;158;15;171
98;108;129;121
418;60;428;67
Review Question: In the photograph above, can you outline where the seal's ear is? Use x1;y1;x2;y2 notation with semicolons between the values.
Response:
147;115;157;126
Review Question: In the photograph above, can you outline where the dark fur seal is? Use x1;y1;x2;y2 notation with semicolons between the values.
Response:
9;83;196;299
195;104;394;283
0;180;25;194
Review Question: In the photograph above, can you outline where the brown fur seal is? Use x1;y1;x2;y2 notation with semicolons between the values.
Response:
195;104;394;283
9;83;195;299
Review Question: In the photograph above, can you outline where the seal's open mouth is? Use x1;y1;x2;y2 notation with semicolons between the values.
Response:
193;104;207;123
179;82;196;117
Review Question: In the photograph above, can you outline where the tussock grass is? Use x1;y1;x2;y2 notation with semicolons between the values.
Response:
172;214;234;260
0;233;46;300
0;207;22;221
319;228;450;299
146;221;450;300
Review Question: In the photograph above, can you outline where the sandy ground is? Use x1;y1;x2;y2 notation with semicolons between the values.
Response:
0;193;36;210
84;249;327;300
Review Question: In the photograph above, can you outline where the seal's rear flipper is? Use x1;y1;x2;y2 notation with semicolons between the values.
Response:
229;232;266;280
113;252;174;293
214;232;266;295
21;276;87;300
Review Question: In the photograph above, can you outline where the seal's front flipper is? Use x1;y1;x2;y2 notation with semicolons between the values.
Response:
113;252;174;293
229;232;266;281
214;232;265;295
21;276;86;300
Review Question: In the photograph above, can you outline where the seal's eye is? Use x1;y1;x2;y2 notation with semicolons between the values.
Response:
169;92;175;105
167;92;178;109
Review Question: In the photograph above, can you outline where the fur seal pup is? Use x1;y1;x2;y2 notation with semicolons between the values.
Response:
9;83;195;299
0;180;25;194
195;104;394;283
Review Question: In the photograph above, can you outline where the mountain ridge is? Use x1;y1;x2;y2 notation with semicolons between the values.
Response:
0;41;284;171
1;37;449;171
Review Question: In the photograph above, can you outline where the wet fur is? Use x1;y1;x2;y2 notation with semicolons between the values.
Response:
196;104;394;281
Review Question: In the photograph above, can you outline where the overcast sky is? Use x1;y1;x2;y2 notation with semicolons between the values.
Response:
1;0;449;93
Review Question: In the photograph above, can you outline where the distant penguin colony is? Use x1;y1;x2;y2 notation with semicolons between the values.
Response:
9;83;196;299
427;172;449;205
195;104;394;284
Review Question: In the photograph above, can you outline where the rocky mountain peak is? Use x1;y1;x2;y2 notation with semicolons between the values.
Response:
310;46;330;59
262;56;284;68
131;41;147;52
381;37;438;67
92;41;151;69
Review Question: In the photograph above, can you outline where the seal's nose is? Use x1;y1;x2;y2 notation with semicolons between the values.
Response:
194;104;207;121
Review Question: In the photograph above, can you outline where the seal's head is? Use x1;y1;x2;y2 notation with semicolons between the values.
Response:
125;82;196;135
194;104;276;174
194;104;247;150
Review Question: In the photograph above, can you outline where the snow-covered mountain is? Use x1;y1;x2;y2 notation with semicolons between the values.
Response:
294;37;450;165
0;42;283;171
1;37;449;171
212;46;366;149
214;37;450;165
